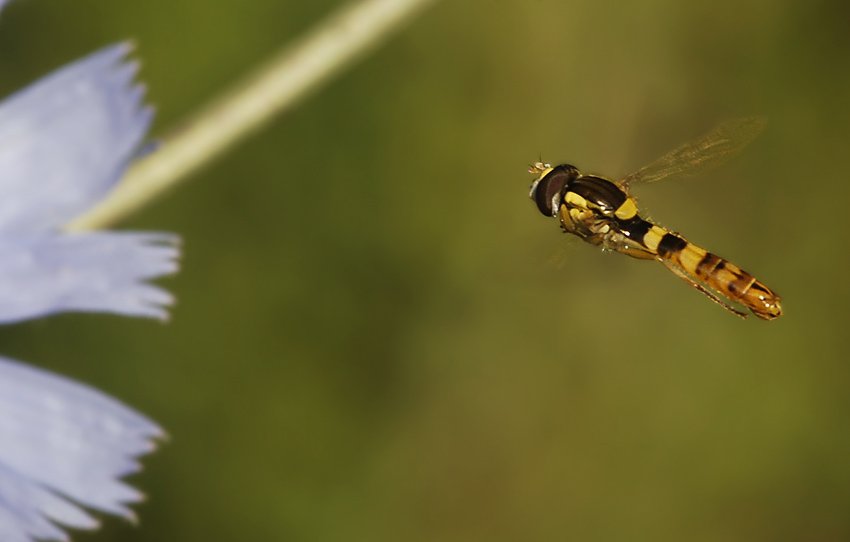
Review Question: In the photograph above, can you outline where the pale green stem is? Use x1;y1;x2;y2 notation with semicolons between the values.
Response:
67;0;438;231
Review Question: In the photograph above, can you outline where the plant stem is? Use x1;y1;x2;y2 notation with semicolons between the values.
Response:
67;0;438;231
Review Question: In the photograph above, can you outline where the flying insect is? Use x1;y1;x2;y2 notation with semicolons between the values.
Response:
528;117;782;320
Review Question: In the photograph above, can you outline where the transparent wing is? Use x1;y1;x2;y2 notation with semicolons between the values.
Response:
619;116;766;188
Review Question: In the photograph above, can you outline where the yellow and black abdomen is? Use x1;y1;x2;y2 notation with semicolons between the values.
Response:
654;229;782;320
616;216;781;319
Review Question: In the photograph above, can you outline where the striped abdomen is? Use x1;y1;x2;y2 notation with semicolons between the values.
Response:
623;218;782;320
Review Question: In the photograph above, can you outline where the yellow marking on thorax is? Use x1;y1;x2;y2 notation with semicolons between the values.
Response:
564;191;589;209
614;198;638;220
642;225;668;252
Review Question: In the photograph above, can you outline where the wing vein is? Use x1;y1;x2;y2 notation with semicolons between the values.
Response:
620;116;766;188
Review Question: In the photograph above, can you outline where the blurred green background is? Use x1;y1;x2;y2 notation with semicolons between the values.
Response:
1;0;849;540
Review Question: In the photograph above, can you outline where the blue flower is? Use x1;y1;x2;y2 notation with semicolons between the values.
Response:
0;43;178;323
0;357;164;542
0;41;178;542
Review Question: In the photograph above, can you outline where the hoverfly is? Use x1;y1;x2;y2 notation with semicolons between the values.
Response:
529;117;782;320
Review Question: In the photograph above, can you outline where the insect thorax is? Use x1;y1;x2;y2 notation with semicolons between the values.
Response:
556;174;632;245
566;175;627;214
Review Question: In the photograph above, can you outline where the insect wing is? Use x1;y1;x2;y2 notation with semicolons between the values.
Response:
619;116;766;188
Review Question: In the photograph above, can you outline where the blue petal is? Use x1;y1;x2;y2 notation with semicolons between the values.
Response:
0;43;152;232
0;232;179;324
0;356;163;541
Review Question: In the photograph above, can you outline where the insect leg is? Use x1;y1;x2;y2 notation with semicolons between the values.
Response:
602;231;657;260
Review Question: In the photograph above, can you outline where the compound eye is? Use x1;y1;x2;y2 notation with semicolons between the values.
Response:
531;166;574;216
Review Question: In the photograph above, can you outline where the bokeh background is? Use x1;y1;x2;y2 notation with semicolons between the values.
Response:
1;0;849;540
